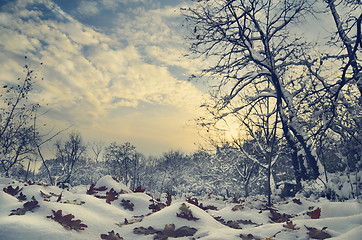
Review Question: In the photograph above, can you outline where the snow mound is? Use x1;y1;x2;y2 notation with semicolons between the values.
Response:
95;175;132;193
0;177;361;240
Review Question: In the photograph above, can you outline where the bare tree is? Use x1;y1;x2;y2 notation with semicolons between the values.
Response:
54;132;87;186
0;62;39;177
104;142;141;188
185;0;325;188
90;140;104;163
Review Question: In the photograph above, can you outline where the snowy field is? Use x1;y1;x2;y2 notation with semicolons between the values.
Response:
1;175;361;240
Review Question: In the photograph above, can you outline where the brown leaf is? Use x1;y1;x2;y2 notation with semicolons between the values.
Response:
47;210;87;231
112;176;120;182
148;199;166;212
96;186;108;191
86;184;97;195
120;199;134;211
283;220;299;230
156;224;197;239
185;196;217;210
232;197;244;203
173;226;198;238
202;204;218;210
176;203;200;221
134;224;197;240
134;185;145;193
100;230;124;240
186;196;199;206
232;205;244;211
105;188;118;204
3;186;22;196
133;226;159;235
292;198;302;205
56;192;62;202
116;218;142;227
305;226;332;239
17;192;27;201
226;220;241;229
87;184;107;195
239;233;261;240
237;219;258;225
10;196;39;216
269;208;291;223
307;207;321;219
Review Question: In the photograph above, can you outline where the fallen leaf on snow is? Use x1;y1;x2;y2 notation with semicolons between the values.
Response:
47;209;88;231
176;203;200;221
134;224;197;240
100;230;124;240
305;226;332;239
232;204;244;211
105;188;119;204
3;185;22;196
307;207;321;219
10;196;40;216
120;199;134;211
283;220;299;230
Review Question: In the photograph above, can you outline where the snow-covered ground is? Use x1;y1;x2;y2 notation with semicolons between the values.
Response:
0;175;361;240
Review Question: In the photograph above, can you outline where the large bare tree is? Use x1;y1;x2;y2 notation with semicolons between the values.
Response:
185;0;323;186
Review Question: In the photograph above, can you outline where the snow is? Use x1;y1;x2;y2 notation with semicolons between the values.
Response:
0;175;361;240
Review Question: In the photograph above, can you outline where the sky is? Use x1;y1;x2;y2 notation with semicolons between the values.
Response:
0;0;208;156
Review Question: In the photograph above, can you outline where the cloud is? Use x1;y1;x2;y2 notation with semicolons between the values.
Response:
77;0;99;16
0;0;204;154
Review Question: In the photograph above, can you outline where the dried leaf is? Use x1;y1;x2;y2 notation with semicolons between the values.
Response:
307;207;321;219
283;220;299;230
134;185;145;193
56;192;62;202
156;224;197;239
240;233;261;240
86;184;97;195
269;208;291;223
116;218;142;227
17;192;27;201
10;196;39;216
174;226;197;237
176;203;200;221
61;199;85;205
119;189;128;194
106;188;118;204
3;186;22;196
202;204;218;210
134;224;197;240
292;198;302;205
133;226;159;235
148;199;166;212
96;186;108;191
305;226;332;239
112;176;120;182
232;205;244;211
237;219;259;226
186;196;199;206
226;220;241;229
185;196;217;210
100;230;124;240
120;199;134;211
47;210;87;231
87;184;107;195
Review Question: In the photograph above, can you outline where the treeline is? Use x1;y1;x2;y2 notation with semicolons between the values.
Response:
4;130;359;201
